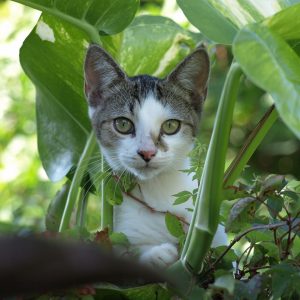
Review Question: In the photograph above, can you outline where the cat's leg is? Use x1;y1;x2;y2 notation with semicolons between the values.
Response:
139;243;178;268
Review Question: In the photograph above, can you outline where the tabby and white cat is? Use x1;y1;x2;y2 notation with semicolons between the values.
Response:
84;44;227;268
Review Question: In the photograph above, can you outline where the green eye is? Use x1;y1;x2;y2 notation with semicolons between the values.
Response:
114;117;134;134
161;119;181;135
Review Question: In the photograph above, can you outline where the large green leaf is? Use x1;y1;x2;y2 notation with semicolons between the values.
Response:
233;24;300;139
119;16;199;78
20;14;199;181
176;0;237;44
264;3;300;41
176;0;295;44
13;0;139;36
20;15;91;181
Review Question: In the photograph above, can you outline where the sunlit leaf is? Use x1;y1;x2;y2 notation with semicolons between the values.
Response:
177;0;237;44
265;3;300;41
233;24;300;139
13;0;139;36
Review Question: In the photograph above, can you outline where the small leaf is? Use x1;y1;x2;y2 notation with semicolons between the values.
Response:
249;244;267;267
119;173;136;193
105;177;123;206
172;191;192;205
165;212;185;238
226;197;258;232
267;195;284;218
261;175;287;194
224;185;250;200
281;190;299;201
109;232;129;247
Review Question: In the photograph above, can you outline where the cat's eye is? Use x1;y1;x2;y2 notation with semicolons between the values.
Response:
114;117;134;134
161;119;181;135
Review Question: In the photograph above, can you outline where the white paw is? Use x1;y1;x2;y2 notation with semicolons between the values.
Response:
139;243;178;268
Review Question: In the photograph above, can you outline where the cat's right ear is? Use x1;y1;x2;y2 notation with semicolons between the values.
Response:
84;44;126;105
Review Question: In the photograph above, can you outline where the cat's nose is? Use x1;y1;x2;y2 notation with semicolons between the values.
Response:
137;149;157;162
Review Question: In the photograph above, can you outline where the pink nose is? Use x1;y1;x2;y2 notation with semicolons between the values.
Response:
137;149;157;162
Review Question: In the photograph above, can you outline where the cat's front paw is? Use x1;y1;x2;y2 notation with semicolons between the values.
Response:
139;243;178;268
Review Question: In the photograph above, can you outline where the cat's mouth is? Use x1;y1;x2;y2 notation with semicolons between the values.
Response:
128;163;161;180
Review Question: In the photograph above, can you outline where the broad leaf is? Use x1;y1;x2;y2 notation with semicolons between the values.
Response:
13;0;139;36
265;2;300;40
233;24;300;139
177;0;237;44
119;15;199;78
20;15;91;181
177;0;291;44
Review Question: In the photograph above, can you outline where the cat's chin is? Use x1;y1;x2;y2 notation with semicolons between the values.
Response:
128;166;162;181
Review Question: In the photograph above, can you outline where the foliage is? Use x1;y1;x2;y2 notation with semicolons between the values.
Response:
2;0;300;299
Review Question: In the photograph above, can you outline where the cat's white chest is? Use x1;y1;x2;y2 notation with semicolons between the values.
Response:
113;164;196;248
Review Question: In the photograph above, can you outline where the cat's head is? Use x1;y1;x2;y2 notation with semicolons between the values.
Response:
84;44;209;180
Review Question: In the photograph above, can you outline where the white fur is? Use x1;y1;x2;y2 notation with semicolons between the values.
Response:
112;95;228;268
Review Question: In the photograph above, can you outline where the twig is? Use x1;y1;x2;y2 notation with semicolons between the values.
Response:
124;191;190;226
243;265;271;274
202;222;286;277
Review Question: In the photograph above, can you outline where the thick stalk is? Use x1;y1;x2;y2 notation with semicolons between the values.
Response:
182;63;243;273
223;104;278;187
59;133;97;232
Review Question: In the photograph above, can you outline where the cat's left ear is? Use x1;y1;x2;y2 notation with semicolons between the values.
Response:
84;44;126;104
166;47;210;102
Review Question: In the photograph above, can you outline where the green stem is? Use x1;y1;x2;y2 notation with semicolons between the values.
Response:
182;63;243;273
100;154;113;230
59;133;97;232
12;0;101;44
223;104;278;187
76;187;89;230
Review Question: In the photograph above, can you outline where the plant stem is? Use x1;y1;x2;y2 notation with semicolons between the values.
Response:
224;104;278;187
76;188;89;230
59;133;97;232
12;0;101;44
181;63;243;274
100;154;113;230
202;222;286;278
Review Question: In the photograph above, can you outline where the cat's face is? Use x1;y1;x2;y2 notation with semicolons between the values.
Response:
84;45;209;180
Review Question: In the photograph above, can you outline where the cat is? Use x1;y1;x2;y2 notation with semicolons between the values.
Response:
84;44;227;268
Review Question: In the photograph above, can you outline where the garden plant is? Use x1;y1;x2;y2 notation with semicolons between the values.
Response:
4;0;300;299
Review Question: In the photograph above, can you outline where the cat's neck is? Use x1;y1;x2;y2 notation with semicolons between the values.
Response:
131;157;196;221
